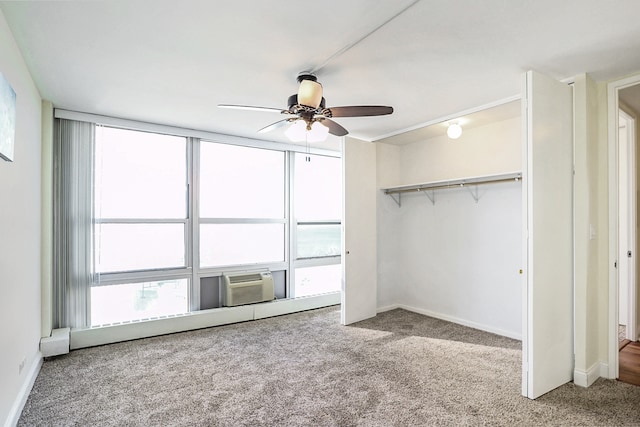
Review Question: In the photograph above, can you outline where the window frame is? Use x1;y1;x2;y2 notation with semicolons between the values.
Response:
84;118;341;324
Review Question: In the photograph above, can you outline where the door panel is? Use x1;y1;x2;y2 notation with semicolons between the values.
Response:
522;70;574;398
341;137;377;325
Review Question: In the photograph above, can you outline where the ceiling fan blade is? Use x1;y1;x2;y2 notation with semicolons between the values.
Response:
219;104;288;114
258;119;292;133
327;105;394;117
320;118;349;137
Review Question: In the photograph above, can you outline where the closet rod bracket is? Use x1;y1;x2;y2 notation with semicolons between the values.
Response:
422;190;435;205
467;184;480;203
389;193;401;207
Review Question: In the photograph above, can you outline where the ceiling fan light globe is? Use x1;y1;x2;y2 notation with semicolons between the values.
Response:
285;120;307;142
298;80;323;109
308;121;330;143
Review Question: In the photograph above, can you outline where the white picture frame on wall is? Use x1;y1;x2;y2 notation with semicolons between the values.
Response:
0;72;16;162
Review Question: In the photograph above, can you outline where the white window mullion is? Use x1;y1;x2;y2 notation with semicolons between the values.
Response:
198;218;286;224
96;218;187;224
294;256;341;269
198;262;288;278
297;220;341;225
95;268;192;286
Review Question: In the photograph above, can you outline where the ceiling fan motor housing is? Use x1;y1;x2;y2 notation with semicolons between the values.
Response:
296;72;317;83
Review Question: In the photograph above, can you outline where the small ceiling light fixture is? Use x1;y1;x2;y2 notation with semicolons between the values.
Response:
447;122;462;139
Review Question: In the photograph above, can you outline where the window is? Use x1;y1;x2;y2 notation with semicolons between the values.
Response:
199;223;285;266
296;224;341;259
92;127;189;325
292;153;342;296
96;223;185;272
91;279;188;326
94;127;188;273
294;264;342;298
200;142;284;218
294;153;342;221
199;142;286;268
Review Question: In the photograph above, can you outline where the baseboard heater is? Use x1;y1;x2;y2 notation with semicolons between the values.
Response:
222;270;275;307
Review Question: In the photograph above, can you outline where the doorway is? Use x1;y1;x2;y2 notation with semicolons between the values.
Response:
608;75;640;381
618;106;637;344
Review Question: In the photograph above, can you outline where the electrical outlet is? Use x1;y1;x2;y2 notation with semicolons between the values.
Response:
18;357;26;374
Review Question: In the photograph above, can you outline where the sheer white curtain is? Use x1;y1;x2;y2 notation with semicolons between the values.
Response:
53;118;94;328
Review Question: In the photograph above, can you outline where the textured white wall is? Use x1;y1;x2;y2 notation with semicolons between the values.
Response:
375;142;401;310
0;9;43;425
400;117;521;184
377;116;522;338
397;180;522;338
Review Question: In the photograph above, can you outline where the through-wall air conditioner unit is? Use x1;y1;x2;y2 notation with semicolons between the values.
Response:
222;270;275;307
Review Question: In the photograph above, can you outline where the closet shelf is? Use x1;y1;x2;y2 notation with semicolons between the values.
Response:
382;171;522;207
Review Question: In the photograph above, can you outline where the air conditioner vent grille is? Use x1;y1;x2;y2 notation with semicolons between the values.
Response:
228;273;262;284
231;284;264;306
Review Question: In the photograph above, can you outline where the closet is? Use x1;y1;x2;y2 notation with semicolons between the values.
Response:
343;71;574;399
376;101;523;339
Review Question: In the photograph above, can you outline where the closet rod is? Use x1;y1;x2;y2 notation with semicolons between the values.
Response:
382;172;522;195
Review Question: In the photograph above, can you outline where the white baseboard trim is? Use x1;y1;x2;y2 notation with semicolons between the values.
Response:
71;293;341;349
5;352;42;427
574;361;602;387
255;292;340;320
40;328;70;357
599;362;610;379
376;304;400;313
391;304;522;340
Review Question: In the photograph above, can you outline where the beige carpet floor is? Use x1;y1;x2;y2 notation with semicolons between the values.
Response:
19;307;640;426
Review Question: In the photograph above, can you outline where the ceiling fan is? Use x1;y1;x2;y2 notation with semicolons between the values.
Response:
219;72;393;142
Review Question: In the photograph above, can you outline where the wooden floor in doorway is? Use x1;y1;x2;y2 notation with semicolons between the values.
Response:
619;341;640;386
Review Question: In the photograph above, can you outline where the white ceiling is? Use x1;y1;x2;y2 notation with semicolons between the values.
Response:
3;0;640;148
378;100;521;145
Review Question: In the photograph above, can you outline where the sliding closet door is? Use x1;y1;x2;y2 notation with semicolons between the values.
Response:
341;137;377;325
522;70;574;399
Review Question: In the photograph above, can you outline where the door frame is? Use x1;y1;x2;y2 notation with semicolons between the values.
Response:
608;74;640;379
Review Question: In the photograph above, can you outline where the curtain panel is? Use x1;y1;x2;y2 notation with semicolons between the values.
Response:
52;119;95;329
